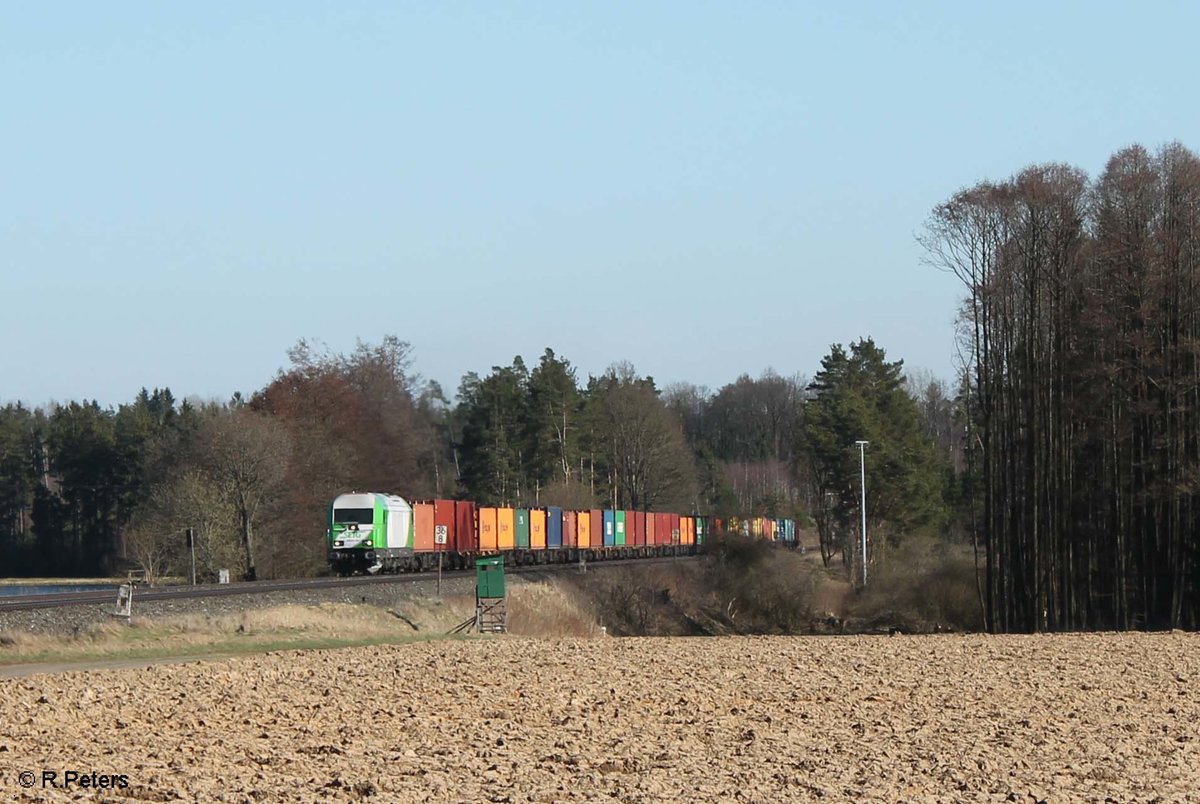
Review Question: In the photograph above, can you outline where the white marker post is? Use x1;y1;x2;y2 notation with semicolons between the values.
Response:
435;524;447;597
113;584;133;618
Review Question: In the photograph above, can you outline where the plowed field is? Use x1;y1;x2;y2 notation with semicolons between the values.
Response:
2;632;1197;802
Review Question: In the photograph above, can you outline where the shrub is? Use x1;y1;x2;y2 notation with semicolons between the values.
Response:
849;537;983;632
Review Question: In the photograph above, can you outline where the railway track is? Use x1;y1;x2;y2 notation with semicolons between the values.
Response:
0;555;695;613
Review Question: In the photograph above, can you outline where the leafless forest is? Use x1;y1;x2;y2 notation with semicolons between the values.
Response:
923;142;1200;630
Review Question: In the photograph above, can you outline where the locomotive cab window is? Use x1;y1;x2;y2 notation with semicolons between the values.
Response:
334;509;374;525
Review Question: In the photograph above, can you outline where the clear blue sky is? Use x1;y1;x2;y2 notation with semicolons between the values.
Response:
3;2;1197;408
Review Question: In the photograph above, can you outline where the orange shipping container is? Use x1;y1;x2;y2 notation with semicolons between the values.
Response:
646;512;656;545
414;502;435;552
479;507;498;551
530;508;547;550
497;508;516;550
577;510;591;548
564;510;577;548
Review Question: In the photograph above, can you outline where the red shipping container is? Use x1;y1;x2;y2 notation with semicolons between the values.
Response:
433;499;456;552
653;513;668;545
455;501;478;552
563;510;577;548
589;509;603;549
670;514;681;544
413;502;435;552
631;511;645;546
646;512;656;545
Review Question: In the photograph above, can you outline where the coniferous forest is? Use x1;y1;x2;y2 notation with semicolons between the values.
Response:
4;141;1199;633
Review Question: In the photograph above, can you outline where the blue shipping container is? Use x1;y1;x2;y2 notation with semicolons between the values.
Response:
546;506;563;548
602;510;615;547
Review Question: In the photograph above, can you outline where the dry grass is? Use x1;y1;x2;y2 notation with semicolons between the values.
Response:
558;538;829;636
392;581;605;638
505;582;603;638
0;603;435;666
0;583;606;669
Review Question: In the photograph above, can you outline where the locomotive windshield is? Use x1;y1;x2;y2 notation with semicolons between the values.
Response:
334;508;374;526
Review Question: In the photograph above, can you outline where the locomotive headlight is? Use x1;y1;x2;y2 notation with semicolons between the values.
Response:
334;540;344;547
363;539;372;547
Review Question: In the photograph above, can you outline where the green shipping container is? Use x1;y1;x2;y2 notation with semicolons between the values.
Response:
515;508;530;549
696;516;706;545
615;510;627;546
475;556;505;599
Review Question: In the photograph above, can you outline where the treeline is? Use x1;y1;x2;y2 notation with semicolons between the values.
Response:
665;347;954;568
0;339;439;580
451;353;696;513
0;338;959;581
923;141;1200;631
454;345;955;570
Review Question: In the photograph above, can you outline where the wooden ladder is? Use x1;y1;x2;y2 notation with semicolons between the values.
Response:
475;597;507;633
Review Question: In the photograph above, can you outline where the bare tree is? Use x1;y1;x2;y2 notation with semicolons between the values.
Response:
593;368;697;511
199;410;291;580
124;470;240;582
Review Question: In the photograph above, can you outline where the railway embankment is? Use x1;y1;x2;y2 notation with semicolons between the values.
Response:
0;574;479;636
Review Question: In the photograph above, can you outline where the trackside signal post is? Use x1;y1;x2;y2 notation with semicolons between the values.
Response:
435;524;447;597
474;557;507;633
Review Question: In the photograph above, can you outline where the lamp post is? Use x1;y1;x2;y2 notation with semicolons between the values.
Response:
855;440;869;586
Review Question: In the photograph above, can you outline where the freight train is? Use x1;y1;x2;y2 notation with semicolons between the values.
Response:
328;492;798;575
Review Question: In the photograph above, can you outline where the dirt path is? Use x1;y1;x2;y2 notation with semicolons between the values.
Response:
1;632;1197;801
0;654;236;679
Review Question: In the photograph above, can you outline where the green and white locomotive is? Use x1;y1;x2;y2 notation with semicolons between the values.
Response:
328;492;414;575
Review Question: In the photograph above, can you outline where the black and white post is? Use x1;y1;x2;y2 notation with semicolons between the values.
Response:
855;440;869;587
187;528;196;586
